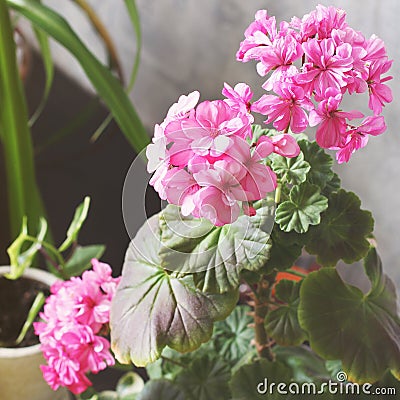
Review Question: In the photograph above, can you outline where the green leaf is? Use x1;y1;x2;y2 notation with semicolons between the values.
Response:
0;0;46;239
29;0;54;126
230;359;292;399
322;172;341;196
146;343;215;381
97;392;118;400
110;214;238;367
124;0;141;91
77;388;99;400
8;0;150;153
298;140;333;189
275;346;330;383
275;182;328;234
305;190;374;267
213;305;254;365
298;248;400;383
271;152;310;185
15;291;45;345
159;203;273;294
325;360;343;379
116;372;144;399
59;196;91;251
89;0;143;143
63;244;106;278
137;380;185;400
265;227;305;272
6;217;48;279
176;354;231;400
265;280;307;346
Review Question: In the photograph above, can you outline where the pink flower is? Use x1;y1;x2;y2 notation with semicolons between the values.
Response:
366;59;393;115
299;38;353;98
165;90;200;122
252;82;313;133
166;100;251;162
35;260;119;395
336;116;386;163
193;186;240;226
149;162;169;200
309;88;363;148
193;159;247;204
257;32;303;76
236;10;277;63
256;134;300;158
222;82;253;116
146;125;168;173
162;167;200;216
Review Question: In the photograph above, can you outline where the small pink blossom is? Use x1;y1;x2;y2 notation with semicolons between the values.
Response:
299;38;353;99
336;116;386;163
256;33;303;79
222;82;253;116
236;10;277;63
256;134;301;158
193;186;240;226
366;59;393;115
252;82;313;133
309;88;363;148
165;90;200;122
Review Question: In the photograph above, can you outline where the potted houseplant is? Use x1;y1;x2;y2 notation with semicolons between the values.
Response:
107;4;399;399
7;3;399;400
0;266;69;400
1;197;108;399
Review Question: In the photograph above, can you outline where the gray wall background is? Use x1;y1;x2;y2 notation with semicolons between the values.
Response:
24;1;399;287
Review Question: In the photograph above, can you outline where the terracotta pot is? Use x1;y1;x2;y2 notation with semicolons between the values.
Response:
0;266;69;400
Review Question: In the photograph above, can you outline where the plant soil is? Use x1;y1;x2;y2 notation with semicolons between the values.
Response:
0;275;50;348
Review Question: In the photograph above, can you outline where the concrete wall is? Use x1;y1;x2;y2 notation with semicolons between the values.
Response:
25;0;400;287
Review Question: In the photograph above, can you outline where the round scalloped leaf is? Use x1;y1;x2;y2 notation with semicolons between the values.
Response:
271;152;311;185
230;359;292;399
275;182;328;234
159;203;273;294
298;140;333;189
298;249;400;383
265;280;307;346
265;227;306;272
176;354;231;400
305;190;374;267
213;305;254;365
137;380;185;400
110;215;238;367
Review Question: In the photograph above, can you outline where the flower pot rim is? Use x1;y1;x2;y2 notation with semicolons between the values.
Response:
0;266;57;358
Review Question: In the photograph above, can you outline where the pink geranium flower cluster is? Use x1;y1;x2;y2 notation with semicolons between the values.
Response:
146;87;300;226
34;260;120;394
237;5;392;162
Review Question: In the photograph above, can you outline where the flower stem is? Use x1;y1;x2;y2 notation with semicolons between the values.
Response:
249;274;276;361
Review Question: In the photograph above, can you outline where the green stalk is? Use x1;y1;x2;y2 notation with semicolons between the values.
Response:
0;0;46;239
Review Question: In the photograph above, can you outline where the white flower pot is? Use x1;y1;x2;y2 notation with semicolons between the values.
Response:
0;266;69;400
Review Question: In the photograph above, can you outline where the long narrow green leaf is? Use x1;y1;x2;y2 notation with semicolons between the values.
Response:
15;292;45;345
124;0;142;91
0;0;46;239
90;0;142;143
8;0;150;152
29;3;54;126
